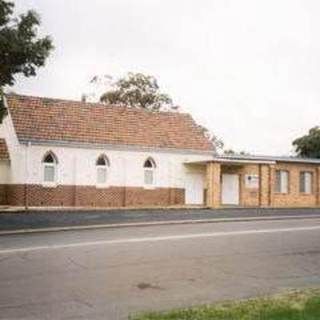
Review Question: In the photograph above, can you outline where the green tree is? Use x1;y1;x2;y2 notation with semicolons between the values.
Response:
99;72;175;112
0;0;53;121
224;149;236;155
223;149;249;156
197;124;224;152
293;126;320;158
95;72;224;152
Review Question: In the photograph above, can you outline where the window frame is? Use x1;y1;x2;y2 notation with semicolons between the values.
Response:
96;154;109;188
143;157;156;189
42;152;58;187
275;170;289;194
299;171;313;194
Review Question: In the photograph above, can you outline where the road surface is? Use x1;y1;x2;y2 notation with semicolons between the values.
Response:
0;218;320;319
1;207;320;231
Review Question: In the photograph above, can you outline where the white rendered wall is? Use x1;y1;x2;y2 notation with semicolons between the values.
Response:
0;161;9;183
0;112;26;183
0;108;211;188
22;144;210;188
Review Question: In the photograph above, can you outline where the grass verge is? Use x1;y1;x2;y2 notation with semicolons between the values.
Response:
130;289;320;320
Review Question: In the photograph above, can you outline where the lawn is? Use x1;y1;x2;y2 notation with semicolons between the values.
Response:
130;289;320;320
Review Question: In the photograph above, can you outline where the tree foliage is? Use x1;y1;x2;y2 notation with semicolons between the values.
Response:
223;149;249;156
196;124;224;152
99;72;176;112
95;72;224;151
293;126;320;158
0;0;53;120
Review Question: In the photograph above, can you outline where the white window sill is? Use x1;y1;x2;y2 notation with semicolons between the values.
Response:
42;183;58;188
143;185;156;190
96;184;109;189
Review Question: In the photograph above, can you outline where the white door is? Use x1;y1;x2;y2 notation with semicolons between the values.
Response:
222;174;239;205
185;173;204;205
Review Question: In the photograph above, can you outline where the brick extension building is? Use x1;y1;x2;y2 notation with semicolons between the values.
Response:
0;94;320;208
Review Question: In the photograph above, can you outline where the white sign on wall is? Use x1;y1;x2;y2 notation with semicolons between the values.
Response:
245;174;259;189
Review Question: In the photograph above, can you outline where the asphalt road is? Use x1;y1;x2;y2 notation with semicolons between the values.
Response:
1;207;320;231
0;218;320;319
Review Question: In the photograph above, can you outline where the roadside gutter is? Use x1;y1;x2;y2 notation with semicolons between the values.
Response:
0;214;319;236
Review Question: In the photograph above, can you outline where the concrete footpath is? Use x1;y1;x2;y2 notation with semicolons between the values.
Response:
1;207;320;235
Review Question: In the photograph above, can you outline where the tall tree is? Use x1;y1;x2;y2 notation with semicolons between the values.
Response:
197;124;224;152
98;72;176;112
293;126;320;158
0;0;53;121
94;72;224;152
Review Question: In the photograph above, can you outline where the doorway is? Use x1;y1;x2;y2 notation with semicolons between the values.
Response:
221;174;239;205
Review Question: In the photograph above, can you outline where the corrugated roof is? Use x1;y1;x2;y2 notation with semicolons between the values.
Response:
185;154;320;165
216;154;320;164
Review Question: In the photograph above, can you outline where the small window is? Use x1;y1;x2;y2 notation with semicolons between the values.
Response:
97;167;107;184
44;166;55;182
143;157;156;186
144;170;154;185
42;152;58;184
275;170;289;194
300;172;313;194
144;159;154;168
96;155;109;185
96;156;107;166
44;153;55;163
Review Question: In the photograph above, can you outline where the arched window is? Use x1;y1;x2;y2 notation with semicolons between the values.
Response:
96;154;109;185
42;151;58;184
143;157;156;186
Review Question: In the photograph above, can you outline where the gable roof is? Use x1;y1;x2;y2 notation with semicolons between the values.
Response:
5;94;213;152
0;139;9;160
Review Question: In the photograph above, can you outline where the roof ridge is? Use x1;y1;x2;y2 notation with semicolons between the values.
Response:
5;93;188;117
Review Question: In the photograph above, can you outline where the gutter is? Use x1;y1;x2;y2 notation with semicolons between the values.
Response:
0;213;319;236
19;138;214;156
184;158;276;165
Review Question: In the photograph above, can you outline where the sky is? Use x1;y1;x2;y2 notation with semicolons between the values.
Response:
11;0;320;155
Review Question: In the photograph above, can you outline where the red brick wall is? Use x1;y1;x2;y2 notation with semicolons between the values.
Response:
5;184;25;206
0;184;7;205
75;186;125;207
0;184;185;207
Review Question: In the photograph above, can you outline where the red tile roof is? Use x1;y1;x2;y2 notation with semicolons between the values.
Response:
6;94;213;152
0;139;9;160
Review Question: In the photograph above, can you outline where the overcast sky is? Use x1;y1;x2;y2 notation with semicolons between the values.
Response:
12;0;320;155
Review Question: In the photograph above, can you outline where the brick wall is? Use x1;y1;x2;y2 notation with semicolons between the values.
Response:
259;164;271;207
214;161;320;208
0;184;7;204
2;161;320;209
221;164;260;207
272;162;318;207
0;184;185;207
6;184;25;206
206;162;221;208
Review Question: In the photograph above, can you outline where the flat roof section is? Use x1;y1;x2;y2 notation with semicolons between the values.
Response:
185;154;320;166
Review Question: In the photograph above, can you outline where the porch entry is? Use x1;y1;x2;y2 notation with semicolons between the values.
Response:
185;173;204;205
221;174;239;205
